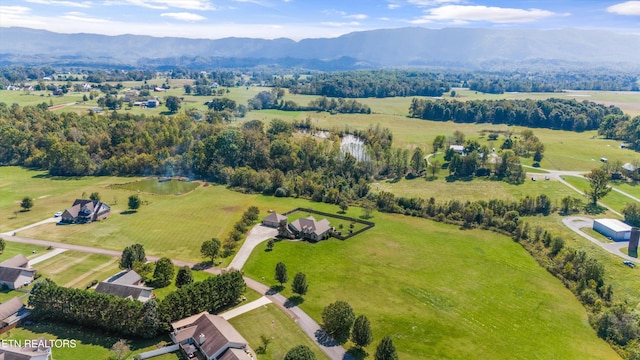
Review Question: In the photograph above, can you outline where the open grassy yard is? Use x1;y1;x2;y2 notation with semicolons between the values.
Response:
373;175;577;203
244;212;620;360
563;176;637;213
611;180;640;199
32;251;119;288
229;304;330;360
110;178;199;195
0;242;49;262
0;322;178;360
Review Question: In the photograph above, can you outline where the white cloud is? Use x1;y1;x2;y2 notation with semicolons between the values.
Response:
411;5;557;24
408;0;463;6
345;14;368;20
387;4;400;9
321;21;361;27
607;1;640;16
60;11;109;22
0;6;31;15
160;12;206;21
24;0;92;8
103;0;215;11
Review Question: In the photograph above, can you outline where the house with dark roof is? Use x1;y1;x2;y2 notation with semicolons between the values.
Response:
94;270;152;302
288;216;332;242
0;255;34;290
0;297;28;334
262;212;287;228
170;312;253;360
60;199;110;224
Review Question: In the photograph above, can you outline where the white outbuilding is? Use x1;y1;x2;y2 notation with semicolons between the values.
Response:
593;219;632;241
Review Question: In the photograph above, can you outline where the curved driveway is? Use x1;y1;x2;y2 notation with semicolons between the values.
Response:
1;222;351;360
562;216;639;264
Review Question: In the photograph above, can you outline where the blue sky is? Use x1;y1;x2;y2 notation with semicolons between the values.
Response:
1;0;639;39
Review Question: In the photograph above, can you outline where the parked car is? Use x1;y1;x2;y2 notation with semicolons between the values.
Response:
623;261;636;268
54;211;62;217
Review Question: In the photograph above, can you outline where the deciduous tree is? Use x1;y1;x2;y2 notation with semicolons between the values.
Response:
201;238;221;264
20;196;33;211
321;301;355;344
284;345;316;360
275;262;288;286
175;266;193;288
292;272;308;296
119;244;146;269
585;168;611;205
152;257;174;287
128;194;141;210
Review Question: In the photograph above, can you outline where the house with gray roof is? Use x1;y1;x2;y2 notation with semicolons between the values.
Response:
288;216;332;242
60;199;110;224
170;312;252;360
94;270;152;302
0;339;51;360
0;297;28;334
262;212;287;228
0;255;34;290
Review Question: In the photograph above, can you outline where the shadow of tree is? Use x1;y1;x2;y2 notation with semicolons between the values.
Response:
119;210;137;215
346;347;367;360
266;285;284;295
314;328;339;347
584;204;606;215
284;295;304;308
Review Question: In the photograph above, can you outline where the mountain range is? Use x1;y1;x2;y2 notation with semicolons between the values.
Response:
1;27;639;70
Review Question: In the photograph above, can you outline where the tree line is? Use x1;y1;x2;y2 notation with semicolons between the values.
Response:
248;90;371;114
409;98;623;132
28;270;245;338
598;114;640;151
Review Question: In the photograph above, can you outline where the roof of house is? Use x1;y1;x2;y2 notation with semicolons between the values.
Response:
263;213;287;223
450;145;465;151
63;199;110;220
0;267;34;285
0;297;23;320
594;218;632;232
0;254;28;268
622;163;637;172
108;270;142;286
219;348;252;360
94;282;152;300
0;340;50;360
172;312;248;359
289;216;331;237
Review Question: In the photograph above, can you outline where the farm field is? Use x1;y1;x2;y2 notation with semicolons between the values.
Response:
229;304;331;360
243;212;620;360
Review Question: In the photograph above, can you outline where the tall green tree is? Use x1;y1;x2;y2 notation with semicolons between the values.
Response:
140;299;160;338
152;257;174;287
200;238;221;264
351;314;373;348
175;266;193;288
585;168;611;205
623;203;640;227
374;336;398;360
89;192;101;201
291;272;308;296
432;135;446;153
284;345;317;360
0;238;5;254
275;262;288;286
128;194;141;210
165;95;181;114
119;244;146;269
321;301;355;344
410;147;425;174
20;196;33;211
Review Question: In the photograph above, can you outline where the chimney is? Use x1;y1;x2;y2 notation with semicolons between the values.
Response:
629;227;639;258
199;333;205;345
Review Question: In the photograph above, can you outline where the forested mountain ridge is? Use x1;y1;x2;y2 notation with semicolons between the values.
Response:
1;27;639;70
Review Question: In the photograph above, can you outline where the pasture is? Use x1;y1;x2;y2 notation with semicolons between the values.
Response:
244;212;620;359
32;251;120;289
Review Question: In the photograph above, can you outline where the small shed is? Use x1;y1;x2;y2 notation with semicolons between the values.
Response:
593;219;632;241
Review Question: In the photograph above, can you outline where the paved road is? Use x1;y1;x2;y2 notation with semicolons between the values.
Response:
562;216;639;263
1;222;350;360
227;224;278;271
220;296;272;320
1;216;58;236
29;248;68;266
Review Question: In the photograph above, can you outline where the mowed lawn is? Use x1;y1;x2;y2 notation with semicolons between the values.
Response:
0;322;179;360
32;251;120;288
563;176;638;213
372;175;577;203
229;304;330;360
243;213;620;360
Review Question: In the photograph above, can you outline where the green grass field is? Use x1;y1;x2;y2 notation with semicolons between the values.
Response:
563;176;637;213
0;242;49;262
244;212;620;359
110;178;200;195
0;322;178;360
611;180;640;199
229;304;330;360
32;251;119;288
372;175;577;203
